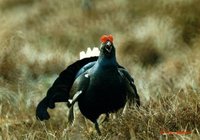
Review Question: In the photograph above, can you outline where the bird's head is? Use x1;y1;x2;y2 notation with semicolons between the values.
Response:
99;34;115;58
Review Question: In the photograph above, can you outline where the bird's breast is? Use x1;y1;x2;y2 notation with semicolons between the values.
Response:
77;68;127;120
86;69;127;104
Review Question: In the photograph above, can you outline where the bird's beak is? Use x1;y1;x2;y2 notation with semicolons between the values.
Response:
105;41;112;53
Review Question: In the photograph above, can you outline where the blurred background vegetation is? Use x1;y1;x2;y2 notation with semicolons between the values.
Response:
0;0;200;139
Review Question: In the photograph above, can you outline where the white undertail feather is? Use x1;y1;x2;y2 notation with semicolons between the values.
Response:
79;47;100;59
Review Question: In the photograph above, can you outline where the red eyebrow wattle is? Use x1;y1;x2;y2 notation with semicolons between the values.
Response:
100;34;113;43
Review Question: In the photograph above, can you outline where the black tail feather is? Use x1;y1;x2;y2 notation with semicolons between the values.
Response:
36;57;98;120
36;97;50;120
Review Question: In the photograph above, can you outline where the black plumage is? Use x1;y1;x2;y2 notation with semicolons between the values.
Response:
36;56;98;121
36;36;140;134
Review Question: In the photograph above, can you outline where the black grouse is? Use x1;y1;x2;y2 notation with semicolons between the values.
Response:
36;34;140;134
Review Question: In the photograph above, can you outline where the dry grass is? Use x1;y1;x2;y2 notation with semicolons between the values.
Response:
0;0;200;139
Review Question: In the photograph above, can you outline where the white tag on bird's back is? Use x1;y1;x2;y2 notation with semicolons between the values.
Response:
84;73;89;78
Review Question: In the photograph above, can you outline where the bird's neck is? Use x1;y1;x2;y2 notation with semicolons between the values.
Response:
97;55;117;68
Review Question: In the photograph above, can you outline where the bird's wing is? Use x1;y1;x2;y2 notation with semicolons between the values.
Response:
75;61;96;78
118;67;140;107
68;71;91;104
36;56;97;121
67;70;91;124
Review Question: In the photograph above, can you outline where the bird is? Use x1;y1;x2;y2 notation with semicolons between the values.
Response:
36;34;140;135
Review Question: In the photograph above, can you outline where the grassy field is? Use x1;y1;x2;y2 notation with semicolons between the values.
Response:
0;0;200;139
